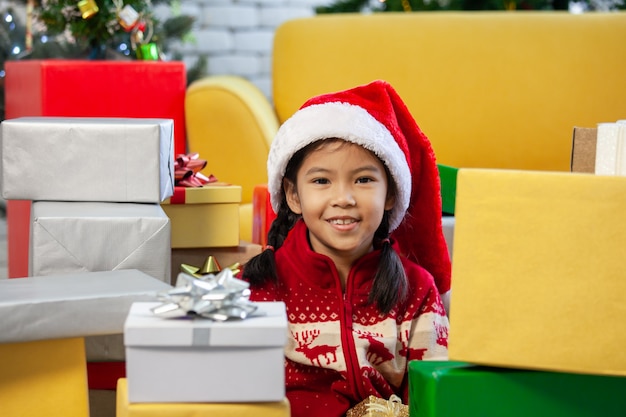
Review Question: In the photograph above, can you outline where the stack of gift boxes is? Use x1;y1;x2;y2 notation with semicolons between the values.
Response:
1;116;178;414
1;117;174;284
0;116;179;416
407;163;626;415
0;270;174;417
160;159;263;285
128;154;289;415
1;116;291;416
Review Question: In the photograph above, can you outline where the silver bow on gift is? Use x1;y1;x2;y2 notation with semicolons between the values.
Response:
151;268;259;321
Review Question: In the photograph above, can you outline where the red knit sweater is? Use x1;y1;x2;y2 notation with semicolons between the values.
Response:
249;220;449;417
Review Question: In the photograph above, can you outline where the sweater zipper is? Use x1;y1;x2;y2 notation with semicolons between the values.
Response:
341;272;367;400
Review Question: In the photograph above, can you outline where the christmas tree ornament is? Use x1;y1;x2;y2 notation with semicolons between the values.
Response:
118;4;140;31
137;42;159;60
130;24;145;47
77;0;99;19
130;19;160;61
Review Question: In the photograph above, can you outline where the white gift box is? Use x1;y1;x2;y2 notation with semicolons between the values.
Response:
30;201;171;284
124;301;288;403
0;117;174;202
0;270;172;344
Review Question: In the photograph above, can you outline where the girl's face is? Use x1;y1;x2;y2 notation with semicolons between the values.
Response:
284;140;395;265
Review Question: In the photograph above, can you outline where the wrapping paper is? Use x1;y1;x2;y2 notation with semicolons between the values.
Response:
117;379;290;417
449;169;626;376
0;269;171;343
594;122;620;175
30;201;171;283
4;60;186;279
437;164;458;215
570;127;596;173
163;183;241;204
1;338;89;417
124;301;287;403
595;121;626;176
408;361;626;417
441;216;454;260
161;184;242;248
0;117;174;202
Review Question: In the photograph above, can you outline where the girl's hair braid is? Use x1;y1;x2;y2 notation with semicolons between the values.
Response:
242;201;298;286
369;211;409;314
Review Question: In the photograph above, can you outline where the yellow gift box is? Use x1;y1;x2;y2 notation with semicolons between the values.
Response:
0;337;89;417
116;379;291;417
449;169;626;376
161;184;242;248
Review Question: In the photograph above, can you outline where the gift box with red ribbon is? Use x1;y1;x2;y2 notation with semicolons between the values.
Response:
161;183;242;248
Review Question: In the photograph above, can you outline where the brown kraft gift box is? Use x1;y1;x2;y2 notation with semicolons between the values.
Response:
571;127;597;173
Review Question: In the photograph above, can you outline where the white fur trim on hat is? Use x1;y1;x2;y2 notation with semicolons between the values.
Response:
267;102;411;231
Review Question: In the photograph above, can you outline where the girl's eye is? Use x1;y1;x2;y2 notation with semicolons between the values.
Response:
356;177;374;184
312;178;330;185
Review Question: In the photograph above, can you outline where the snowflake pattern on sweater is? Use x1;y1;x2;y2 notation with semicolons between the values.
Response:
248;220;449;417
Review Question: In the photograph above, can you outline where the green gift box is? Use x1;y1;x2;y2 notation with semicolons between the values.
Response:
409;361;626;417
437;164;458;215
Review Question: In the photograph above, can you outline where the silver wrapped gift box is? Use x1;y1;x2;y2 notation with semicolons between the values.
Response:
1;117;174;203
30;201;171;284
0;269;172;344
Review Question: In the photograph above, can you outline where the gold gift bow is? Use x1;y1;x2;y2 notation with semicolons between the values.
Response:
365;395;405;417
180;256;241;278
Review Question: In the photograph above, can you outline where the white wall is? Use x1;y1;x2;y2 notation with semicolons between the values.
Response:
154;0;333;100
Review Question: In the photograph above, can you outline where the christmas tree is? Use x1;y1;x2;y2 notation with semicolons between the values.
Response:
0;1;207;120
34;0;196;60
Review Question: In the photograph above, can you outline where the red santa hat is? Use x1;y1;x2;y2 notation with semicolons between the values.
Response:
267;80;451;294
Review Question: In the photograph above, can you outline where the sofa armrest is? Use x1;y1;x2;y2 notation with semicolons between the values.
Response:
185;75;279;206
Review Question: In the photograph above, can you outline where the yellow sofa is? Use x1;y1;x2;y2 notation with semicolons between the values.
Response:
185;11;626;243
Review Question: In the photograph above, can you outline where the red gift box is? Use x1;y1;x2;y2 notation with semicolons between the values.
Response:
4;60;187;279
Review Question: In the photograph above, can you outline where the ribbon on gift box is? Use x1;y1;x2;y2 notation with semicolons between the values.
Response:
174;153;218;188
152;268;258;321
366;395;406;417
169;181;234;204
347;395;408;417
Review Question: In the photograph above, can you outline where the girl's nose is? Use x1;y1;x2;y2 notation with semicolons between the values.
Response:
331;184;356;207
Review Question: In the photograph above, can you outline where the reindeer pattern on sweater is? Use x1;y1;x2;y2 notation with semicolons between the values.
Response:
249;220;449;417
